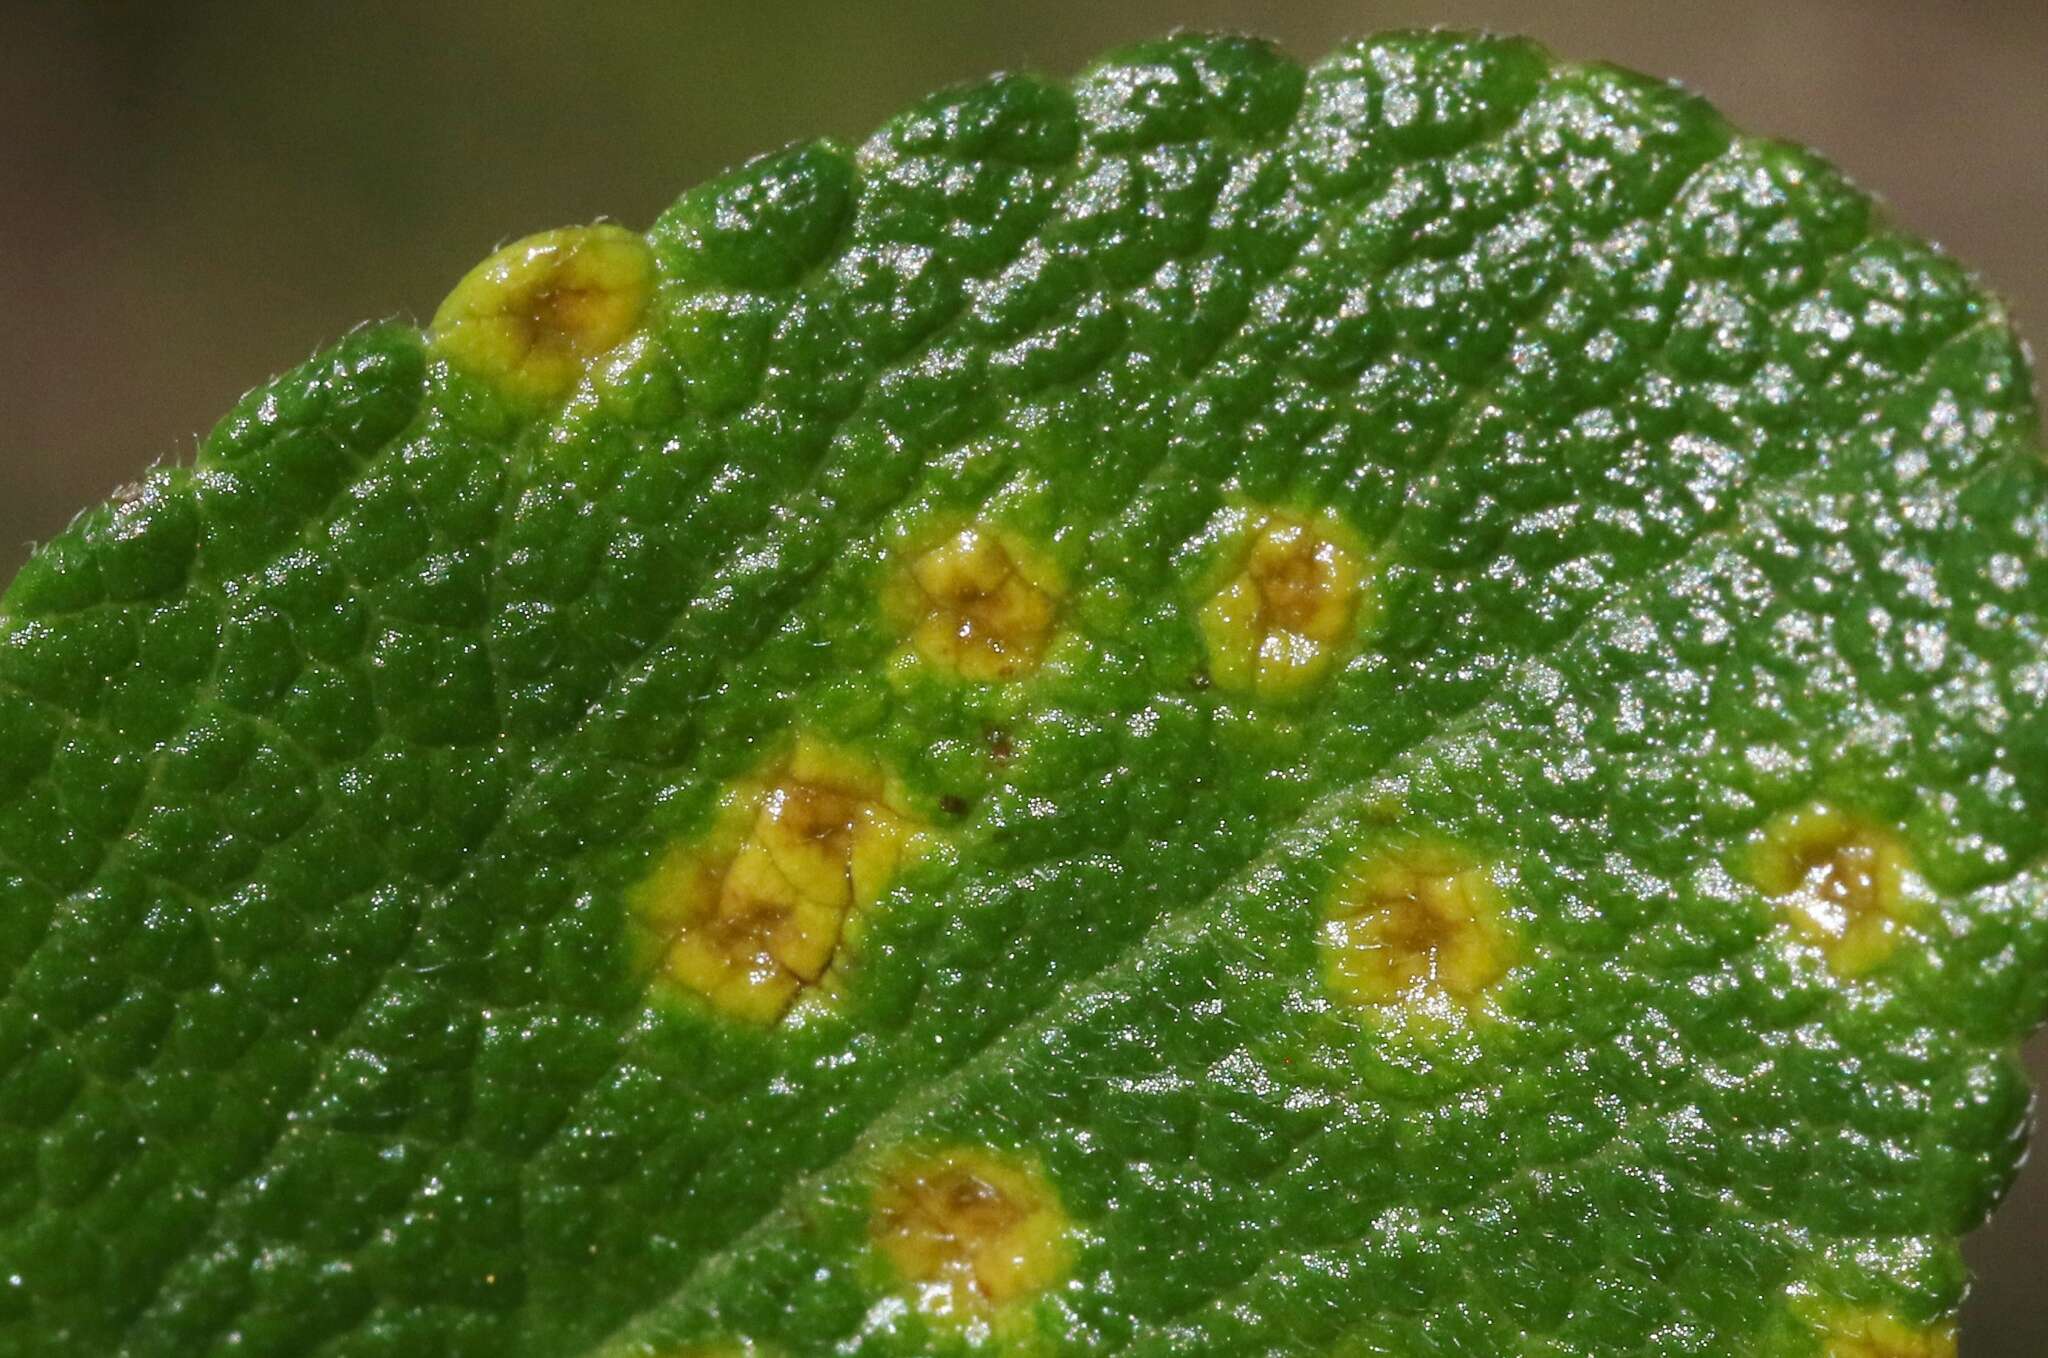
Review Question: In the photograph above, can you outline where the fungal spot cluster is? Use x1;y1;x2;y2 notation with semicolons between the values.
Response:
1320;843;1514;1014
871;1147;1070;1321
632;737;924;1024
1749;803;1917;977
429;223;655;403
1197;505;1370;698
888;524;1063;682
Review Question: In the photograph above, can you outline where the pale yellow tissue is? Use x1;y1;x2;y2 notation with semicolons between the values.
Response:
1815;1306;1956;1358
1321;842;1515;1014
1749;802;1919;977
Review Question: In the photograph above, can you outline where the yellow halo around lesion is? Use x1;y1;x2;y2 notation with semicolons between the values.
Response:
1195;504;1373;699
630;736;928;1025
1320;841;1516;1017
1746;802;1920;978
870;1146;1073;1323
885;521;1065;683
429;223;655;404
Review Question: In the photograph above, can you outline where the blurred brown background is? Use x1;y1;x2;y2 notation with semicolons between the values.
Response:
2;2;2043;1350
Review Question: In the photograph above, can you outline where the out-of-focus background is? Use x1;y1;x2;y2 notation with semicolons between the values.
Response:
2;2;2043;1349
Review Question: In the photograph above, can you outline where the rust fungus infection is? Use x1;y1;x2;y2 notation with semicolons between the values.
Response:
888;523;1063;682
1321;843;1515;1014
1197;505;1370;699
631;737;925;1025
1813;1307;1956;1358
871;1147;1071;1321
429;223;655;403
1749;802;1917;977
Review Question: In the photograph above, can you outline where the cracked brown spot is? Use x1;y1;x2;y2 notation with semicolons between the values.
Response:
631;737;925;1024
889;524;1063;682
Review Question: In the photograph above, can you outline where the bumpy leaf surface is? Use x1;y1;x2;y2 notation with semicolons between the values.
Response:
4;31;2046;1358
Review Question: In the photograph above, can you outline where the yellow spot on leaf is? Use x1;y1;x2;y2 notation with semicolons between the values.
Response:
1322;843;1514;1013
1749;803;1918;977
632;737;925;1025
872;1147;1071;1321
1197;505;1370;698
430;223;654;403
1814;1307;1956;1358
888;524;1063;682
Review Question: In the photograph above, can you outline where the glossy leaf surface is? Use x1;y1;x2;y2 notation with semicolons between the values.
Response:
4;31;2046;1358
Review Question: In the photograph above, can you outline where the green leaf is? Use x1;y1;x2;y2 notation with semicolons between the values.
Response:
3;29;2043;1358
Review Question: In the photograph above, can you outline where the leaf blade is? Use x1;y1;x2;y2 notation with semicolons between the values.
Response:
3;29;2044;1358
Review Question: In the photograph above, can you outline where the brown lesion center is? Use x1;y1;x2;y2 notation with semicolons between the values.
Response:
1790;837;1886;919
769;779;866;860
1247;525;1341;634
519;282;612;362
